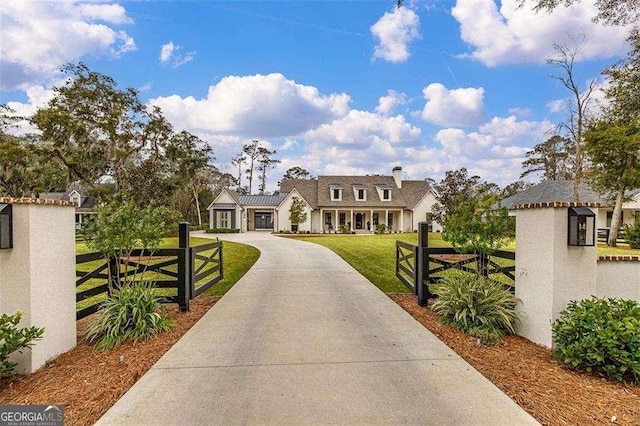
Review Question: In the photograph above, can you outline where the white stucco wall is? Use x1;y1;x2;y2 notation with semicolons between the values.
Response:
412;191;442;232
275;191;313;232
515;206;597;348
0;201;77;373
596;259;640;302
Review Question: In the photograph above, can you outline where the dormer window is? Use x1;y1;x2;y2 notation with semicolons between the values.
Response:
375;184;392;201
329;184;343;201
353;184;367;201
69;191;81;207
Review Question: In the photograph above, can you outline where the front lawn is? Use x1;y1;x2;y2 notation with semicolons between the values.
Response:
296;233;453;293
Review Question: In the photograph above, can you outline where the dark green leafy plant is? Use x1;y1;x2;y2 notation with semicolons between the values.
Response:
552;297;640;383
623;221;640;249
431;272;518;345
0;312;45;377
86;281;173;351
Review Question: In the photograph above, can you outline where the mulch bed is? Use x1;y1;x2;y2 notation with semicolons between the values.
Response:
0;296;219;426
2;293;639;425
389;293;640;425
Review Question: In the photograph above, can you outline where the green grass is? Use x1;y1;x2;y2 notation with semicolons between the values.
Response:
76;237;260;311
296;233;452;293
296;232;639;295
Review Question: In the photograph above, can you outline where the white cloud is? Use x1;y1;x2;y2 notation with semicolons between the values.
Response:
375;90;408;116
451;0;630;66
4;85;57;135
160;42;175;64
159;41;195;68
0;1;136;89
432;114;554;183
421;83;486;127
149;73;351;138
371;6;420;63
304;110;421;148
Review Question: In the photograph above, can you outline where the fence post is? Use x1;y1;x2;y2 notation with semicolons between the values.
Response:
177;222;191;312
218;237;224;278
416;222;430;306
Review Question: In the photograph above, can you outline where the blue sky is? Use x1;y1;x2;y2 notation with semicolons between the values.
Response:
0;0;632;191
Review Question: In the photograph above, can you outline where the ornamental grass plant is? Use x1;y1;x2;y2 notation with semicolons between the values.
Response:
431;271;519;345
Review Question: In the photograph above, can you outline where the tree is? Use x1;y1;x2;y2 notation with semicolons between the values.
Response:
431;168;499;224
256;147;280;194
547;38;596;202
0;106;67;197
521;135;574;181
240;140;261;194
281;166;315;183
231;153;246;192
288;196;308;231
584;119;640;246
520;0;639;26
83;194;180;291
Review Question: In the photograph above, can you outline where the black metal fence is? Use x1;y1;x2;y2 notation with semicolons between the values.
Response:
395;223;516;306
76;223;223;320
597;228;627;245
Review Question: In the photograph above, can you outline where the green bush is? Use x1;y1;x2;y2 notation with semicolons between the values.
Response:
623;222;640;249
86;282;173;351
205;228;241;234
431;272;518;345
375;223;387;234
552;297;640;383
0;312;45;377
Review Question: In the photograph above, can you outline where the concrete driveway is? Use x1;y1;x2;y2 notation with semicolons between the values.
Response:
97;232;538;425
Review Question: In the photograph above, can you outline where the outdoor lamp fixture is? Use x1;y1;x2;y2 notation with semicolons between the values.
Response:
568;207;595;246
0;204;13;249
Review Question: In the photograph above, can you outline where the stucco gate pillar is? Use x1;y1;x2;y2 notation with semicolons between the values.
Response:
0;198;77;374
514;202;598;348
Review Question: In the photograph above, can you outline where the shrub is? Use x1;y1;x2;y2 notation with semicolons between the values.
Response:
375;223;387;234
205;228;241;234
431;272;518;345
0;312;45;377
623;221;640;249
86;282;173;351
552;297;640;383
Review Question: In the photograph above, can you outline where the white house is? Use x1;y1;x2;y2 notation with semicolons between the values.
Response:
207;167;442;233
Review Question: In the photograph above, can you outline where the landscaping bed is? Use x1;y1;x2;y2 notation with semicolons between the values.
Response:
389;293;640;425
0;296;219;426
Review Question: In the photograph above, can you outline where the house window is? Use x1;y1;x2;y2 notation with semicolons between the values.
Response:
71;194;81;207
387;212;393;228
373;213;379;226
426;212;433;232
339;213;346;225
357;189;365;200
332;188;342;201
220;211;229;228
382;189;390;200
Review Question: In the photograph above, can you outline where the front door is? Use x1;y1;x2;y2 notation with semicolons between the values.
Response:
254;212;273;230
355;213;363;230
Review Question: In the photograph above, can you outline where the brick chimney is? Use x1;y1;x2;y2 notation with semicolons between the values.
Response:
392;166;402;188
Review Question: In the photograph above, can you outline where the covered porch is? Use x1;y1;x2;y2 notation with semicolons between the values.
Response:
319;208;404;233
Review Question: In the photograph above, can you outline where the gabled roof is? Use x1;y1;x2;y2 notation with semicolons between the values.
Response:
39;182;96;212
495;180;604;209
279;179;319;209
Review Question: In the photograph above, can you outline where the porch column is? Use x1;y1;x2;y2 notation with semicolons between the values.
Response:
350;210;354;230
335;209;338;229
400;210;404;232
320;208;324;231
370;209;374;230
385;209;388;227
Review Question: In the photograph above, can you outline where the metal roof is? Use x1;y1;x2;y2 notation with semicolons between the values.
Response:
236;194;288;206
210;203;237;209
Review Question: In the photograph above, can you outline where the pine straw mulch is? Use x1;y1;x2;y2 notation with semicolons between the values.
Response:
389;293;640;426
0;296;219;426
